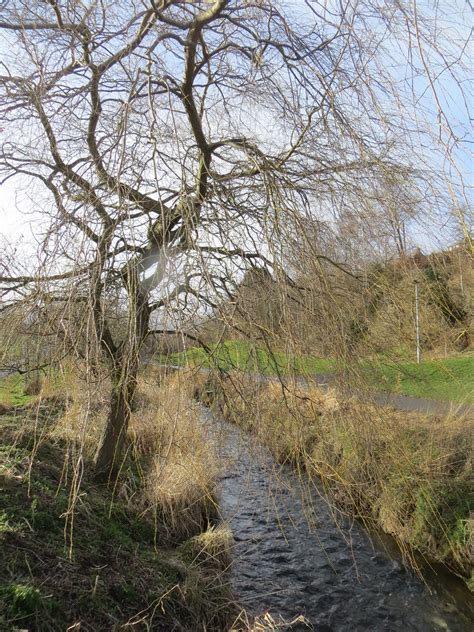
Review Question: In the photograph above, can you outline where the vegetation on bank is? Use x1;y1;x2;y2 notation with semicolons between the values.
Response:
161;339;335;376
161;339;474;404
361;353;474;404
200;371;474;590
0;373;40;408
0;369;240;632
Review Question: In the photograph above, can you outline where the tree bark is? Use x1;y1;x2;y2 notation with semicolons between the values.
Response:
94;364;137;482
94;279;150;482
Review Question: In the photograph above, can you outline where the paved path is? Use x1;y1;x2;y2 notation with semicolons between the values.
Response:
370;390;473;417
311;373;473;417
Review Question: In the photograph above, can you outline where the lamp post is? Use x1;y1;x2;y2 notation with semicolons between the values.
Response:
414;280;421;364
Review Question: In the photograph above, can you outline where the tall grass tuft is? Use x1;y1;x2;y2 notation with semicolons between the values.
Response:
130;368;220;542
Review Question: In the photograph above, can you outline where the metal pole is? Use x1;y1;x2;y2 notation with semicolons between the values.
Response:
459;249;464;298
415;281;421;364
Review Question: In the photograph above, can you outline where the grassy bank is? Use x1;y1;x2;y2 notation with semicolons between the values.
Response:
161;340;473;403
0;373;39;408
0;368;238;631
201;371;474;590
161;339;335;376
361;353;474;404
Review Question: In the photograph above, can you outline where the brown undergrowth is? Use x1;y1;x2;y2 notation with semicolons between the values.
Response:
0;365;236;631
200;370;473;590
130;367;219;542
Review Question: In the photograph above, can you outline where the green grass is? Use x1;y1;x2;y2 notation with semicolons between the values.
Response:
161;339;335;376
361;354;474;404
0;374;37;407
162;340;473;404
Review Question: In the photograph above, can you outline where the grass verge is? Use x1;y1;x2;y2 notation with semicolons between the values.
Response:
0;373;39;408
361;353;474;404
160;339;473;403
160;339;335;376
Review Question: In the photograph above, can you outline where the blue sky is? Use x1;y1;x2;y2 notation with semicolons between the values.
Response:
0;0;472;255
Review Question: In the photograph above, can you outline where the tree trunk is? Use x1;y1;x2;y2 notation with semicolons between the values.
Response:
94;365;137;482
93;285;150;481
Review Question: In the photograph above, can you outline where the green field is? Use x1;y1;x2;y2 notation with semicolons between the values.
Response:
161;339;335;376
160;340;473;404
362;354;474;404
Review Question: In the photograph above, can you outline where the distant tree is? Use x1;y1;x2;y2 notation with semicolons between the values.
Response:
335;174;427;265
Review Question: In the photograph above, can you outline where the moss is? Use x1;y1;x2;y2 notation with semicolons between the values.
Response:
101;519;135;548
449;518;470;551
409;486;438;547
0;583;46;617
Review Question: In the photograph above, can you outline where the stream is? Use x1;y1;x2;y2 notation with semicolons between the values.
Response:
200;409;474;631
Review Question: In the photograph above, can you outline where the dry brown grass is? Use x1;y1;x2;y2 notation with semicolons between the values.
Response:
46;366;108;458
41;364;219;544
186;524;234;571
230;611;311;631
129;368;220;542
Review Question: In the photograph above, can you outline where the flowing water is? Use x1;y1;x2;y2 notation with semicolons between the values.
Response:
200;410;474;631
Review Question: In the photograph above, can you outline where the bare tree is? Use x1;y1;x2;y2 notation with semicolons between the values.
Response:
334;174;427;264
0;0;469;480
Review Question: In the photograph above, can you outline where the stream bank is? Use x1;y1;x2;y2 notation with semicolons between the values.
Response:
199;408;473;631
